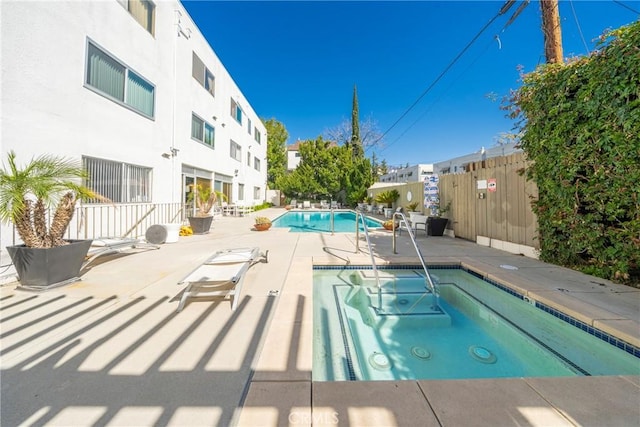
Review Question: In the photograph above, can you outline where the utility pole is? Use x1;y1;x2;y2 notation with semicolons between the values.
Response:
540;0;563;63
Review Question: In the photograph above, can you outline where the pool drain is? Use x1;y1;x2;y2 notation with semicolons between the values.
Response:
469;345;497;364
398;298;409;305
368;352;392;370
410;346;431;360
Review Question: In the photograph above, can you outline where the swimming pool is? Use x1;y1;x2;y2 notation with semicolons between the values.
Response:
313;266;640;381
272;210;381;233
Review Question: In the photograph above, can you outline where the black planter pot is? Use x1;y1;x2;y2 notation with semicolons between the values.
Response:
427;217;449;236
188;216;214;234
7;239;93;291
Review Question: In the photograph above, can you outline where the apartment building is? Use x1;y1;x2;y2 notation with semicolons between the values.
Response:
433;143;521;174
378;164;435;183
1;0;267;247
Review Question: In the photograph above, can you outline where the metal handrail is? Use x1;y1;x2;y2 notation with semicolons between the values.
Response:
392;211;439;298
355;209;384;313
331;208;334;234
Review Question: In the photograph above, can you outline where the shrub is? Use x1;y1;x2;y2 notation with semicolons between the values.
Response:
255;216;271;225
507;21;640;285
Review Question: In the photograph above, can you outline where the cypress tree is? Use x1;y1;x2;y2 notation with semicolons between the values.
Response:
350;85;364;158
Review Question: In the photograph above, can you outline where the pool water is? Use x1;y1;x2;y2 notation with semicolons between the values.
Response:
272;210;381;233
313;267;640;381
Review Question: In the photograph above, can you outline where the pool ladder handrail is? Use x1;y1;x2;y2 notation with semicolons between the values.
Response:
392;211;439;299
354;209;384;313
330;208;334;234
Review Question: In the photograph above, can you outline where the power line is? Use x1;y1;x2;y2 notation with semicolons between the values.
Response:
370;1;517;150
569;0;590;55
612;0;640;15
376;1;532;156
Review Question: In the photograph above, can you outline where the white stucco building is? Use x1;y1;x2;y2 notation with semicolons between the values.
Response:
379;164;435;183
1;0;267;248
286;140;304;170
433;143;521;174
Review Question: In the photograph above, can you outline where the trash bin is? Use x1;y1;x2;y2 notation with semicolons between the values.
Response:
163;223;180;243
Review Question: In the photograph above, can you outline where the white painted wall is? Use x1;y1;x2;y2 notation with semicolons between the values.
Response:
287;149;301;170
1;0;267;249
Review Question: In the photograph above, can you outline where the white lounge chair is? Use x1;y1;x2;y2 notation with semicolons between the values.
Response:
83;237;160;268
411;214;429;236
330;200;339;209
303;200;311;209
176;247;268;312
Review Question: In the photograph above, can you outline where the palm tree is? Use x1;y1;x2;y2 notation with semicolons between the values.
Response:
188;184;227;217
0;151;102;248
375;189;400;208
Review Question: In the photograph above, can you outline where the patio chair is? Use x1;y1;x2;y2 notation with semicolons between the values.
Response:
330;200;339;209
289;199;297;209
303;200;311;209
320;200;329;209
236;205;254;216
411;214;429;237
83;237;160;268
176;247;269;312
222;202;237;216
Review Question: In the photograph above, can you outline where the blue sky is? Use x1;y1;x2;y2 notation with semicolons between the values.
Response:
182;0;639;165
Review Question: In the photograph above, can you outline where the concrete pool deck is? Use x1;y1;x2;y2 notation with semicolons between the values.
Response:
1;207;638;426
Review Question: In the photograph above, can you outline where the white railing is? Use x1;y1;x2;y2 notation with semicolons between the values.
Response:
392;210;439;299
1;202;184;249
354;209;384;313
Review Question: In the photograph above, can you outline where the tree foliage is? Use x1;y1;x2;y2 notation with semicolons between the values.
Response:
349;85;364;158
276;137;373;206
263;117;288;189
0;151;104;248
508;21;640;285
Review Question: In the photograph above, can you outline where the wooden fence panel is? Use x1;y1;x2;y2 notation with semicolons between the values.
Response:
439;152;539;249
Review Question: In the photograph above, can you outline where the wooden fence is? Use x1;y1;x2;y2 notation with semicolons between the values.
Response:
439;152;539;251
369;152;539;255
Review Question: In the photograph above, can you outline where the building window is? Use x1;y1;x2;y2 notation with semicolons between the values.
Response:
191;114;215;148
230;98;242;124
230;140;242;161
85;40;155;118
247;118;252;134
118;0;155;35
295;152;300;158
83;156;152;203
192;52;215;96
253;186;261;200
254;157;261;171
247;152;251;166
254;128;261;144
238;184;244;201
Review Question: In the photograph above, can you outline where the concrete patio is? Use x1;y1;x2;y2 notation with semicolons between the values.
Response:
1;208;638;426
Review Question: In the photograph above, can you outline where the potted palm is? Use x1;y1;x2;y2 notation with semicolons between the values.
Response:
405;201;420;212
375;189;400;218
0;151;103;290
187;184;226;234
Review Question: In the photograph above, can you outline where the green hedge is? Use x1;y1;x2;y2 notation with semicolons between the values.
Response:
510;21;639;286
